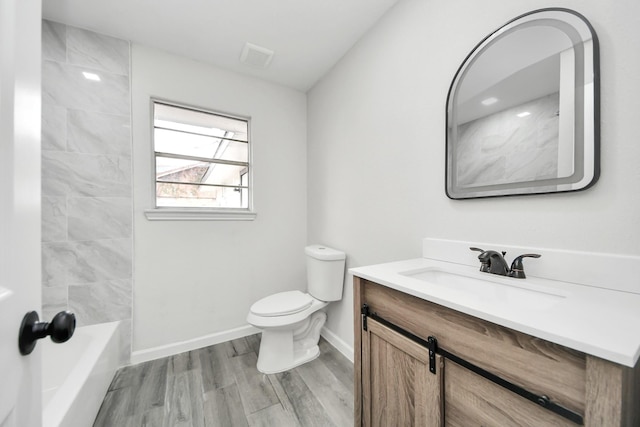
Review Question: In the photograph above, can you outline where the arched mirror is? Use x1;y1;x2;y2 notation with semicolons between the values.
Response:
446;8;599;199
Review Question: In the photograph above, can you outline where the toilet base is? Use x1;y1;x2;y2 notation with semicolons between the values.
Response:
256;311;326;374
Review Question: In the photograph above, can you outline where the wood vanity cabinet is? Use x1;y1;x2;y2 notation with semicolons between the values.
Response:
353;277;640;427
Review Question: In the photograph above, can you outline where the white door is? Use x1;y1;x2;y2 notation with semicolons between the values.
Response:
0;0;43;426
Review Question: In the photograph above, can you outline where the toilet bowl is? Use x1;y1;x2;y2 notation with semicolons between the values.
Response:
247;245;346;374
247;290;328;373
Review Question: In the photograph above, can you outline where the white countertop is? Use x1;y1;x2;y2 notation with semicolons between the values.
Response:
350;258;640;367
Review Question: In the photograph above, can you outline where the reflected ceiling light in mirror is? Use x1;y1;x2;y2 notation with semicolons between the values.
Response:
517;111;531;118
481;97;498;106
82;71;101;81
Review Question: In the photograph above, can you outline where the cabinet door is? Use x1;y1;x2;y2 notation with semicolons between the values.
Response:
444;359;578;427
362;318;444;426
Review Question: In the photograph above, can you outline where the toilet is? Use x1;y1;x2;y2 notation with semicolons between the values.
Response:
247;244;346;374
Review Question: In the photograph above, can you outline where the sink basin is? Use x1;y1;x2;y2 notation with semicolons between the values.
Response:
400;267;567;310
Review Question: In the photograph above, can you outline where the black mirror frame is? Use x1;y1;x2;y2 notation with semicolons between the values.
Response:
445;8;600;200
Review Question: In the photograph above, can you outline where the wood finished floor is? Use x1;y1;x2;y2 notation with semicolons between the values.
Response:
93;334;354;427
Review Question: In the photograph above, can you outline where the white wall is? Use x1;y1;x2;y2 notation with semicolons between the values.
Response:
308;0;640;351
132;44;307;352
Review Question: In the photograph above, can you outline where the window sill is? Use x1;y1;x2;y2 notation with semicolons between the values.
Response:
144;208;257;221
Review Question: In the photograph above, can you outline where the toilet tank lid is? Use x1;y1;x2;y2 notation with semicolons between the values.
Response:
305;245;346;261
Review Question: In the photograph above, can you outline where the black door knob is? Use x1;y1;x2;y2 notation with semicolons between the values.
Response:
18;310;76;355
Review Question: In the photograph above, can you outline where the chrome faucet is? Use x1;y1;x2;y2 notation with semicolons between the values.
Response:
470;247;541;279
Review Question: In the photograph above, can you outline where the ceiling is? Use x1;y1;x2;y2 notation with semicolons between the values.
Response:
42;0;400;92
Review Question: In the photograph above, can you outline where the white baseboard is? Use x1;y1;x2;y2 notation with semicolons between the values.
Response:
130;324;260;365
321;326;354;363
130;324;353;366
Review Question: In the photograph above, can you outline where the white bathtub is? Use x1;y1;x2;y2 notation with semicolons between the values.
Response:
42;321;120;427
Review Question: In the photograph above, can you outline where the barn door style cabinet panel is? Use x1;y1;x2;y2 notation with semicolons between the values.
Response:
353;277;640;427
362;315;444;425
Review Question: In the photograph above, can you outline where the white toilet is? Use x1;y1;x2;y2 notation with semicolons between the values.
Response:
247;244;346;374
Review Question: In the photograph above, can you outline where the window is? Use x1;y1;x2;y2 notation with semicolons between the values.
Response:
147;101;253;220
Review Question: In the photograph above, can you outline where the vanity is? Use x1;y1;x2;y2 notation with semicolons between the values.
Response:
350;239;640;426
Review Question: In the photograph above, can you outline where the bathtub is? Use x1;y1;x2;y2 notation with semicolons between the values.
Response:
42;321;120;427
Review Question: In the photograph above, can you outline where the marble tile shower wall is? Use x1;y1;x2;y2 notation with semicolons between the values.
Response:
41;20;132;363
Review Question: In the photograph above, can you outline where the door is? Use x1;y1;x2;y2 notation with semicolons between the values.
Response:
0;0;43;426
362;318;444;426
444;360;577;427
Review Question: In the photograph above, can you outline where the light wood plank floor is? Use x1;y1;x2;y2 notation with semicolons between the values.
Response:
93;335;354;427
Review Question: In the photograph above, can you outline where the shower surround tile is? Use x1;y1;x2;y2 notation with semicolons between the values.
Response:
41;20;133;363
69;279;132;325
42;239;132;286
67;110;131;155
42;196;67;243
42;151;131;197
42;20;66;62
42;242;75;287
42;60;130;116
42;103;67;151
66;26;130;76
67;197;132;241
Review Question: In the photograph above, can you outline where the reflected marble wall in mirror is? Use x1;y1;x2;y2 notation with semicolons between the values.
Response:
446;8;599;199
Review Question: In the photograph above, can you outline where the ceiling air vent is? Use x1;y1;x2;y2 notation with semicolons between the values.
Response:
240;42;274;69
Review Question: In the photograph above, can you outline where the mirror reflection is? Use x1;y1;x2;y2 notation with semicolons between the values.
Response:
446;8;599;199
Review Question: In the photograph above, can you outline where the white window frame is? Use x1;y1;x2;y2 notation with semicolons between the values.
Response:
144;99;256;221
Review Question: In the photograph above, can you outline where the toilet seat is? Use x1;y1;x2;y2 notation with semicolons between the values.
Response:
250;290;314;317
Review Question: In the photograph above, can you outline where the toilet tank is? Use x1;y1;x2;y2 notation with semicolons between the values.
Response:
305;245;346;302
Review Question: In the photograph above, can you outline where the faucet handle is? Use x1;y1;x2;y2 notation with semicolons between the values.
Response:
508;254;541;279
469;247;484;253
